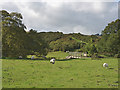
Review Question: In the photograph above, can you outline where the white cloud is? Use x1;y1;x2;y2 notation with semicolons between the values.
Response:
73;25;89;34
0;0;118;2
44;1;63;8
92;2;104;13
0;1;118;35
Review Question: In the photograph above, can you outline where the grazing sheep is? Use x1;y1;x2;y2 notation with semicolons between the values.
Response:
66;51;69;53
19;56;22;59
103;63;108;68
50;58;55;64
83;53;87;57
31;56;34;60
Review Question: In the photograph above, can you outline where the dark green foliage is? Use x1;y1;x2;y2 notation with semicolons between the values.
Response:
90;44;97;55
97;19;120;56
114;53;120;58
91;53;99;60
49;36;80;51
27;29;49;56
2;26;30;58
48;33;99;52
1;10;48;58
38;31;63;43
1;10;29;58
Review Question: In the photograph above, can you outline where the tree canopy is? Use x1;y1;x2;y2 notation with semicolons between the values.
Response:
1;10;48;58
97;19;120;56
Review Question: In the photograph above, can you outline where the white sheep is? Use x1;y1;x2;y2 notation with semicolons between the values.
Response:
50;58;55;64
83;53;87;57
19;56;22;59
103;63;108;69
66;51;69;53
31;56;34;60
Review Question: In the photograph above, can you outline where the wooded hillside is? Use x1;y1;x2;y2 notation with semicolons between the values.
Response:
1;10;120;58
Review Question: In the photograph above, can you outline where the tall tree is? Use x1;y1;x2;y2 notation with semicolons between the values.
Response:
1;10;48;58
27;29;48;56
1;10;30;57
97;19;120;56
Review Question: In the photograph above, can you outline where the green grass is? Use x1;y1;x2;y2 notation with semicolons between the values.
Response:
46;51;69;59
2;58;118;88
71;37;88;44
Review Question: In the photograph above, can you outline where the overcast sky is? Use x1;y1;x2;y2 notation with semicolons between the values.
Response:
0;0;119;35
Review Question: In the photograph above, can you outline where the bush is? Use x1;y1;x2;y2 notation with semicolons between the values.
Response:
98;55;104;58
91;53;100;60
114;53;120;58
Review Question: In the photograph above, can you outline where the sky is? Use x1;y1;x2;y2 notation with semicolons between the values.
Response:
0;0;119;35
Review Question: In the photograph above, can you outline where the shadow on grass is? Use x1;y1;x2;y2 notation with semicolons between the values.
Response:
2;57;90;61
56;59;73;61
2;58;48;61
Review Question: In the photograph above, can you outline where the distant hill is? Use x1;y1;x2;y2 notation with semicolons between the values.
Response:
38;32;101;52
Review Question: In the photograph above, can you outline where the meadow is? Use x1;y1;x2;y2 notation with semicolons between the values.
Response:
2;52;118;88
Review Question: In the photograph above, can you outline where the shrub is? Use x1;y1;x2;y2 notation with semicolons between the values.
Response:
114;53;120;58
91;53;100;60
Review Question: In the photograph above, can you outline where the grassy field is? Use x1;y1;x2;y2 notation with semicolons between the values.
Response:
2;57;118;88
46;51;69;59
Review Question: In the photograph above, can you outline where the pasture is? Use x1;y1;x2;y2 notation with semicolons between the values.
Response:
46;51;69;59
2;57;118;88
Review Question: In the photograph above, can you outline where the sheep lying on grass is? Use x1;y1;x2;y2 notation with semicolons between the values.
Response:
19;56;22;59
50;58;55;64
103;63;108;69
